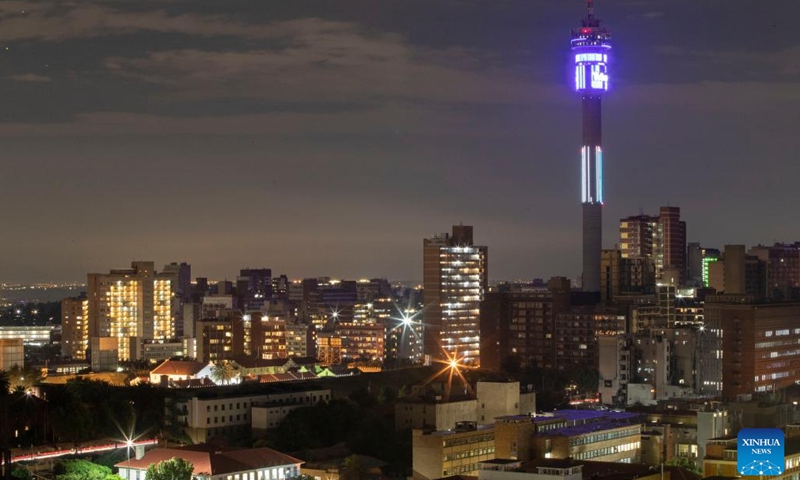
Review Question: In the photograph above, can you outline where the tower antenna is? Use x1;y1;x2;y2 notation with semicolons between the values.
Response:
587;0;595;18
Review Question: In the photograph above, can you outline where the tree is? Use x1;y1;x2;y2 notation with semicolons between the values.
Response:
53;459;122;480
210;362;237;385
500;355;522;376
10;467;31;480
665;456;702;474
0;369;10;480
145;458;194;480
341;455;366;480
7;365;43;392
376;385;397;404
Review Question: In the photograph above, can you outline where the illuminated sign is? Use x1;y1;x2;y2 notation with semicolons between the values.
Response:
575;63;609;91
573;42;611;92
575;53;608;63
591;65;608;89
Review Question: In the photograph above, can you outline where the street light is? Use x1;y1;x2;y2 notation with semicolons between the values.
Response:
126;439;134;462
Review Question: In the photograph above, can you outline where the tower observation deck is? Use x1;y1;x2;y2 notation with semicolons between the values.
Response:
571;0;611;293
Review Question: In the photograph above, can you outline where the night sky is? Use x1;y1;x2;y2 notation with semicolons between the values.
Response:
1;0;797;284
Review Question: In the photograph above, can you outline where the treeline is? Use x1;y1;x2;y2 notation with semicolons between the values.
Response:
266;386;410;474
32;380;167;445
501;356;600;411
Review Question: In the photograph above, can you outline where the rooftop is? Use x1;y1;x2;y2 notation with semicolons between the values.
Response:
535;410;640;437
151;359;210;376
509;460;701;480
232;356;287;369
429;423;495;437
528;409;639;423
117;444;302;476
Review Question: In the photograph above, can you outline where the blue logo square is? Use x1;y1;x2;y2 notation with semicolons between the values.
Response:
738;428;784;476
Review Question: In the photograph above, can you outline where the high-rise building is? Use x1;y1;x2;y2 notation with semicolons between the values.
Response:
87;261;179;362
572;0;611;292
285;320;312;358
705;295;800;399
271;274;290;301
600;248;656;303
294;278;358;329
687;244;721;287
658;206;687;284
619;207;686;284
748;243;800;301
237;268;272;312
384;301;425;364
162;262;191;337
337;323;386;362
619;215;658;260
355;278;391;303
196;317;235;364
61;294;89;360
480;277;625;371
480;278;571;371
250;314;287;360
423;225;488;365
708;245;767;297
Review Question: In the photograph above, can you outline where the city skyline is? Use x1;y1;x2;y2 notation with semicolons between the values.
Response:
1;0;798;283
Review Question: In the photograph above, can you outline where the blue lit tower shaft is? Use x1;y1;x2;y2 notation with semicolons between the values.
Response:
572;0;610;292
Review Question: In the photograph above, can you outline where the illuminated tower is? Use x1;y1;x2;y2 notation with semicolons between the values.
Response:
572;0;611;292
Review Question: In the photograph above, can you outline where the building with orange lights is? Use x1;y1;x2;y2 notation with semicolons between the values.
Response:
87;261;180;362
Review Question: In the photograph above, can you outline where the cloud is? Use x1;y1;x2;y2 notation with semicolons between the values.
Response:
641;11;665;19
0;2;292;42
0;79;792;138
8;73;51;82
655;45;800;78
102;18;561;108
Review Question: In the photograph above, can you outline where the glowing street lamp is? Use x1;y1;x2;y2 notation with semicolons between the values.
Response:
125;438;134;462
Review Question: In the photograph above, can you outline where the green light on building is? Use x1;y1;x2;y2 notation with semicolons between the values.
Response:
702;257;718;287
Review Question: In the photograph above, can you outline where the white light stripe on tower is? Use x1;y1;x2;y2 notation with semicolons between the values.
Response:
596;146;603;204
581;147;591;203
581;147;587;203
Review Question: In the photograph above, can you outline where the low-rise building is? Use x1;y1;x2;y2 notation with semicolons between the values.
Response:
142;341;184;363
477;382;535;425
0;326;57;345
530;414;641;463
302;454;388;480
412;421;496;480
494;410;642;464
631;402;729;467
478;458;696;480
149;359;214;385
397;396;478;431
0;338;23;370
117;444;302;480
397;381;535;431
91;336;119;372
170;388;331;443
